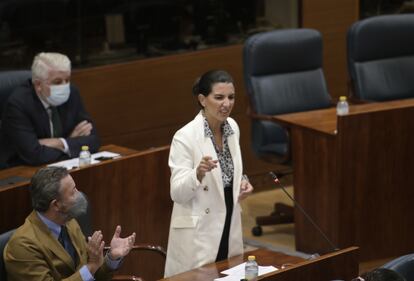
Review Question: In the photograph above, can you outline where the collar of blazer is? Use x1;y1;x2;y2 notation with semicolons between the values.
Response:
193;112;241;201
28;211;79;270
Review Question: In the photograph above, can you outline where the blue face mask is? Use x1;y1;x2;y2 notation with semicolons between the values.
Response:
47;83;70;106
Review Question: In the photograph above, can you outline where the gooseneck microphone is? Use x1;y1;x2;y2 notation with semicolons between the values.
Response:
269;172;339;252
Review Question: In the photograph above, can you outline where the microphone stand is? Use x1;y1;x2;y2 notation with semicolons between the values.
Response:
269;172;339;254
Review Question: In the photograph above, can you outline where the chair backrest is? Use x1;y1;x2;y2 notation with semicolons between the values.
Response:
0;71;31;118
243;28;332;160
382;253;414;281
0;229;15;281
0;70;31;169
347;14;414;101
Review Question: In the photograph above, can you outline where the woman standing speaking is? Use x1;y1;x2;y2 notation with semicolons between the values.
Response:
164;70;253;277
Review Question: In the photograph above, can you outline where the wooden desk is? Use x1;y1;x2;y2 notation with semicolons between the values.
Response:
273;98;414;261
0;144;137;232
0;145;172;281
159;247;358;281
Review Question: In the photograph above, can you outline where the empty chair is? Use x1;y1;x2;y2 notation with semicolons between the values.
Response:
347;14;414;101
243;28;332;235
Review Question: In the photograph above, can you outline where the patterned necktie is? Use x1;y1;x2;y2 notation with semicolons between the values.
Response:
58;225;78;265
50;107;62;138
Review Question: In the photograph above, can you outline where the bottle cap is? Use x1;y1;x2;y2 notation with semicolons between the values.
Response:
81;145;89;151
339;96;347;101
248;255;256;261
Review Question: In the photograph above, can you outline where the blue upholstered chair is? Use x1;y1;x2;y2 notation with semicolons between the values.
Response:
347;14;414;101
0;71;31;118
382;254;414;281
0;229;15;281
0;70;31;169
243;28;332;236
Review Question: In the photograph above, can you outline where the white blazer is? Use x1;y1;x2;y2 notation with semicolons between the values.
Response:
164;112;244;277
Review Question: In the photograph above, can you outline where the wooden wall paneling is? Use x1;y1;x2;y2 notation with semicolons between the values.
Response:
301;0;359;98
72;45;246;139
0;184;31;233
72;45;277;177
66;0;360;185
0;166;37;233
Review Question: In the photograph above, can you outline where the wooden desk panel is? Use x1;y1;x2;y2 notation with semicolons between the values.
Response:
159;247;358;281
336;105;414;260
71;146;172;280
0;145;172;280
273;98;414;261
289;127;339;254
0;145;137;233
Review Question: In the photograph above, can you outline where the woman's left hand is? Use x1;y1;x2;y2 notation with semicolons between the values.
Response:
238;180;253;202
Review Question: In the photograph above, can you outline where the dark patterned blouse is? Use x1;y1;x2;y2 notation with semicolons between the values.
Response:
203;117;234;188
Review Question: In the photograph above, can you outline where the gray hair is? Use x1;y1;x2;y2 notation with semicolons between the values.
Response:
30;166;69;212
31;52;71;81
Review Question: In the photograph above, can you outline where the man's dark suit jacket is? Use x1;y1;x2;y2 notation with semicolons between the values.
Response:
0;80;100;167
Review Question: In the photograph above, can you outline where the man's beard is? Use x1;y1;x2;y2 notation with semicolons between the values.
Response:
60;192;88;220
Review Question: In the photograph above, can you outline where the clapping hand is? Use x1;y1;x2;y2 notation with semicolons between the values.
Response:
109;225;136;260
86;230;105;274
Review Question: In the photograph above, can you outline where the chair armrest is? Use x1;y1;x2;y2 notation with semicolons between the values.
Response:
131;244;167;258
104;244;167;281
112;275;143;281
250;112;274;121
248;106;290;129
104;244;166;258
247;106;292;165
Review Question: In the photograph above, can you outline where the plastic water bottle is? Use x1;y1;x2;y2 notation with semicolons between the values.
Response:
245;255;258;281
336;96;349;116
79;145;91;167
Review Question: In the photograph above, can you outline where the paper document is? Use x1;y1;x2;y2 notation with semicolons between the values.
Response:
214;262;278;281
48;151;120;170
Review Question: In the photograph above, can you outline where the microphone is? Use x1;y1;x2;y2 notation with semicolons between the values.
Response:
269;171;339;253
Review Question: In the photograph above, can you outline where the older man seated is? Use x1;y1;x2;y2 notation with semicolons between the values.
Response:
0;52;99;167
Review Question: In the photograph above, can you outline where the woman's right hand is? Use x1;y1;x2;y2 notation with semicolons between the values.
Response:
196;156;218;182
